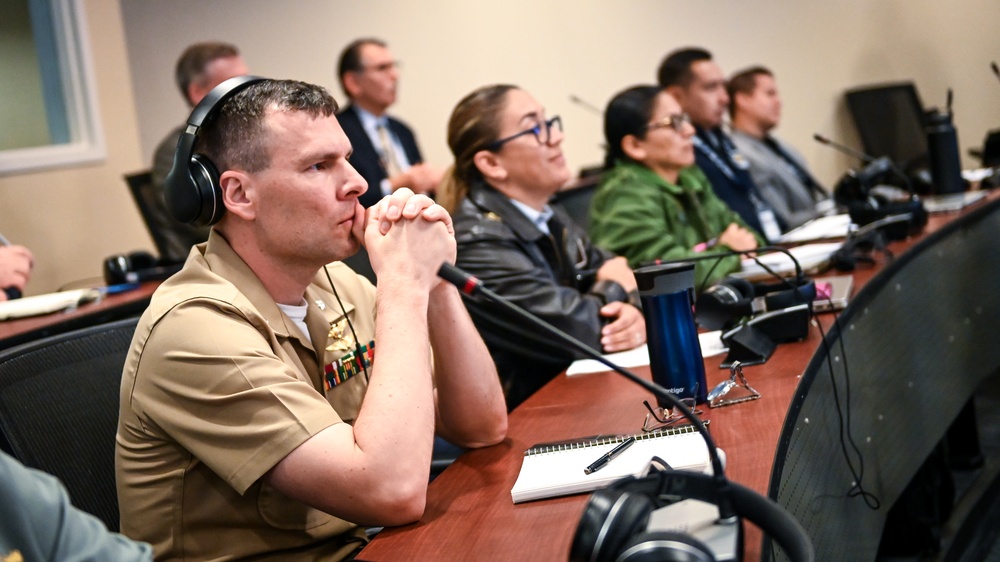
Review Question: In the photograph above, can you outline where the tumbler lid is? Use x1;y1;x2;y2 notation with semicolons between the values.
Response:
634;262;695;296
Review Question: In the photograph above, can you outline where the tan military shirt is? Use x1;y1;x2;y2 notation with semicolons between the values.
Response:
116;231;376;561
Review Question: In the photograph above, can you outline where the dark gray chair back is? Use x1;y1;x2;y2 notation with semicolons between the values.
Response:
0;317;139;532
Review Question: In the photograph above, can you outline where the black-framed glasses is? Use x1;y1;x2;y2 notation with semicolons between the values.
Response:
641;399;703;432
487;115;562;151
646;113;691;133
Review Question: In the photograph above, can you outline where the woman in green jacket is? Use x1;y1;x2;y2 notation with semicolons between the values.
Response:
590;85;764;291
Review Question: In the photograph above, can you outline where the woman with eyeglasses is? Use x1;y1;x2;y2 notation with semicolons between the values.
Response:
438;85;646;410
590;86;763;290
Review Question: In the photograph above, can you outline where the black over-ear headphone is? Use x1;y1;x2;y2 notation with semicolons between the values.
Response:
102;250;180;285
832;156;928;240
695;276;816;331
164;75;266;227
570;469;813;562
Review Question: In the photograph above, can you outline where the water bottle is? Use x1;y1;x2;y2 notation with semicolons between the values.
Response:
924;107;965;195
634;262;707;406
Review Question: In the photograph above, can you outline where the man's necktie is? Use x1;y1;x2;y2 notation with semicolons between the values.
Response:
376;123;404;179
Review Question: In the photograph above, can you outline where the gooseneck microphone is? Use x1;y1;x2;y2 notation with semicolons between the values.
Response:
812;133;875;165
815;132;917;196
438;262;731;515
992;61;1000;84
569;94;604;116
439;263;816;562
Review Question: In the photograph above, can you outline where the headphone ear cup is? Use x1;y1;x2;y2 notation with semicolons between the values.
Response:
723;277;753;299
103;254;130;285
695;277;754;330
615;530;716;562
756;278;816;310
164;75;265;227
189;154;223;226
570;489;658;562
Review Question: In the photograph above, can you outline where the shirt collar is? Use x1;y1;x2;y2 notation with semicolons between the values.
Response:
355;105;388;133
508;198;555;235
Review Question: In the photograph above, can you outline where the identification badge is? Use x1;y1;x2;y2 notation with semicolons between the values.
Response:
731;150;751;170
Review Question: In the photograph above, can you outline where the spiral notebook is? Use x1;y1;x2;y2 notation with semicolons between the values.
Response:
510;424;713;504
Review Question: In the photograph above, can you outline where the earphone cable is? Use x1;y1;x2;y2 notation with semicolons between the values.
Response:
324;265;370;383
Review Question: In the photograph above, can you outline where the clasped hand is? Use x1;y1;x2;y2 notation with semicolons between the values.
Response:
364;188;455;291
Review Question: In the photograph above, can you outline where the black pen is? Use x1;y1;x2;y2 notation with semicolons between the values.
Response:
584;436;635;475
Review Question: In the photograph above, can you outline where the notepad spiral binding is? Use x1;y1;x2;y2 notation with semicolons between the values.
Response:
524;423;705;457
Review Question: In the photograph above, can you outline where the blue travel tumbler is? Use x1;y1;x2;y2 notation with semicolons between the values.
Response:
635;262;707;406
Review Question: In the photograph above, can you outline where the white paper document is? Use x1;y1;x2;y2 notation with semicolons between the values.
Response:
511;425;713;503
734;243;842;281
777;214;852;244
0;289;101;321
566;331;727;377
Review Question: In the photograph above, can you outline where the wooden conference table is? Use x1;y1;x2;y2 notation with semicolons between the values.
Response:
0;282;158;351
360;191;1000;561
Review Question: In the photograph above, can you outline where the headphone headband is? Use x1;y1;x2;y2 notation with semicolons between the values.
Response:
696;276;816;330
164;75;267;226
571;469;814;562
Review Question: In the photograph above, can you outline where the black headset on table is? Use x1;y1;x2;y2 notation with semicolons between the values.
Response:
643;247;817;332
570;468;813;562
695;275;816;332
438;264;814;562
163;75;266;227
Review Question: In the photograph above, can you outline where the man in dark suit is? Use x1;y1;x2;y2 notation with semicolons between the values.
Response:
337;38;442;208
658;48;784;242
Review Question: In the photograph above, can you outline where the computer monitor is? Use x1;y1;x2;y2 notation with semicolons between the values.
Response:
844;82;928;171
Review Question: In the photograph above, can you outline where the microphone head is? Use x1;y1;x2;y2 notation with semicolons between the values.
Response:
992;61;1000;77
813;133;830;145
437;263;482;296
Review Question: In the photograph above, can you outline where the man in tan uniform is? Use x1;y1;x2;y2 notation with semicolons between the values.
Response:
115;79;508;560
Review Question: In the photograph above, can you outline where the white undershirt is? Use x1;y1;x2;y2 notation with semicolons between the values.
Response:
277;300;311;341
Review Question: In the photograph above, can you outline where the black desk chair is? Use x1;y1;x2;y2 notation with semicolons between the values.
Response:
124;170;208;265
551;173;601;233
0;317;139;532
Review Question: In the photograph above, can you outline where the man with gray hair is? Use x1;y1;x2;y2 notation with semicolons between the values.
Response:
149;42;249;262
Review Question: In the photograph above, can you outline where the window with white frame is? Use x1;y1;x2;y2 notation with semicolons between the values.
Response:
0;0;104;175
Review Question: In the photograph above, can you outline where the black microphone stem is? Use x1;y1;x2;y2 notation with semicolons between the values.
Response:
569;94;604;116
437;263;736;520
647;246;807;295
813;133;875;165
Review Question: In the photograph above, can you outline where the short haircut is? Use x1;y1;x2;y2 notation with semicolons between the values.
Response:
336;38;388;94
196;79;339;175
603;85;662;168
726;66;773;116
657;47;713;88
175;42;241;105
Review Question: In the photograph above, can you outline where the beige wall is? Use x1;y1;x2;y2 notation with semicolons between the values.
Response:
3;0;999;295
122;0;1000;189
0;0;149;295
